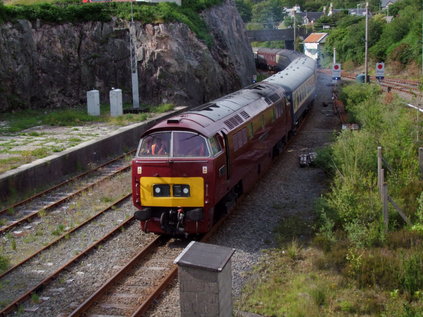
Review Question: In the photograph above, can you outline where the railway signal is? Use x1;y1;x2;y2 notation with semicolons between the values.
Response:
332;63;341;80
376;62;385;80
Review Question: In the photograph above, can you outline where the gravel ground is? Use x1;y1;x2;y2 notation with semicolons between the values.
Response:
143;71;339;316
1;72;338;316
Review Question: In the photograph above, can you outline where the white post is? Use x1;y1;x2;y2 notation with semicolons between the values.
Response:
87;90;100;116
110;89;123;117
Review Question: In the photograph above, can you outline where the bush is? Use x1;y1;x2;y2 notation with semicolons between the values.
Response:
0;254;10;273
0;0;225;44
319;82;423;247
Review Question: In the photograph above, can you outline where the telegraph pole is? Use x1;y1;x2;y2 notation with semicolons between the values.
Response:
293;10;296;51
129;0;140;109
364;1;369;83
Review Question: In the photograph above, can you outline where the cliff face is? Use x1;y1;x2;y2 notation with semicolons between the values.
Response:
0;0;255;112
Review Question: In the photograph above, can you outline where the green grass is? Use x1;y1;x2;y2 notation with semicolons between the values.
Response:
0;103;175;134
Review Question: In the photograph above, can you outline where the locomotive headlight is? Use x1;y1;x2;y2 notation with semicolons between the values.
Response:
173;184;190;197
153;184;170;197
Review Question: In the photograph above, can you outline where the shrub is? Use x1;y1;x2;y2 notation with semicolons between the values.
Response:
401;252;423;299
0;0;225;44
0;254;10;273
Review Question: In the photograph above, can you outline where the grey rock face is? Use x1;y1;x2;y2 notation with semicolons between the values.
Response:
0;0;255;112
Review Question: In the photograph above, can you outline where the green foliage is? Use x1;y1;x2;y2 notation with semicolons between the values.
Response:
318;82;423;248
0;254;10;273
323;0;422;68
235;0;252;22
251;0;285;29
0;0;224;44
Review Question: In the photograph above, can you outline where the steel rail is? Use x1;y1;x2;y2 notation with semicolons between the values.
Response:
0;164;131;234
0;203;135;316
68;235;170;317
0;150;134;216
0;193;131;280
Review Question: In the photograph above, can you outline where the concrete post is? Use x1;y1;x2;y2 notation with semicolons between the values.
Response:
174;241;235;317
110;89;123;117
87;90;100;116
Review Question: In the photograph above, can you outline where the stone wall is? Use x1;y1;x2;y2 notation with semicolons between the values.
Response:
0;0;255;112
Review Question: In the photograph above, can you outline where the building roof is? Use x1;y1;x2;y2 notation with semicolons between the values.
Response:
304;33;328;43
381;0;398;8
298;12;324;22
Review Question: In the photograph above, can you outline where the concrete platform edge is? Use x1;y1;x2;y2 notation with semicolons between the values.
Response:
0;108;186;203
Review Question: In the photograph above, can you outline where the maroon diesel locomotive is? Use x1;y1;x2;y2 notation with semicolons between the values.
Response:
131;56;317;235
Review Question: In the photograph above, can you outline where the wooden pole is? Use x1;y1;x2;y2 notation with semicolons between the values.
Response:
383;183;389;232
377;147;382;194
380;168;385;202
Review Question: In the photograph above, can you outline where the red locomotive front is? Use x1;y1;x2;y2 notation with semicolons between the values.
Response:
131;127;226;235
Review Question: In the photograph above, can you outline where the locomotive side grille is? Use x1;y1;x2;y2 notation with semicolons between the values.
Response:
240;111;250;120
224;114;244;130
224;119;235;129
234;115;243;125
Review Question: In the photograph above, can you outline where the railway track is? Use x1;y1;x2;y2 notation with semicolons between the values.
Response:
318;69;421;96
0;152;133;234
0;195;137;315
68;236;184;317
68;202;232;317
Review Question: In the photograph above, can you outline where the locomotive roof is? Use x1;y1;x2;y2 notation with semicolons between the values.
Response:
146;56;315;138
264;57;316;92
149;81;284;137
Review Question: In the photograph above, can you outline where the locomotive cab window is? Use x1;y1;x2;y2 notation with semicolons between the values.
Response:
209;134;223;156
138;131;210;158
138;132;170;157
173;132;210;158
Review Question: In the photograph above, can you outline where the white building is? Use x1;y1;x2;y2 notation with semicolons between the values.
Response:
303;33;328;66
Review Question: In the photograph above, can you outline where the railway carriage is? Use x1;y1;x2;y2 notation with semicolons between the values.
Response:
131;56;316;235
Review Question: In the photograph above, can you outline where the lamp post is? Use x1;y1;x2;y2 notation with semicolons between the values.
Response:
129;0;140;109
364;1;369;83
293;9;296;51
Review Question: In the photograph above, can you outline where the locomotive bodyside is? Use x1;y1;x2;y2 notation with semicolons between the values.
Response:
131;56;316;235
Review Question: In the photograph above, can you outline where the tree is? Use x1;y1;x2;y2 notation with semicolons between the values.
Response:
251;0;285;29
235;0;253;23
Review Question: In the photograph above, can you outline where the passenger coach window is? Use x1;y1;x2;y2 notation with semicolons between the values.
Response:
173;132;210;157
